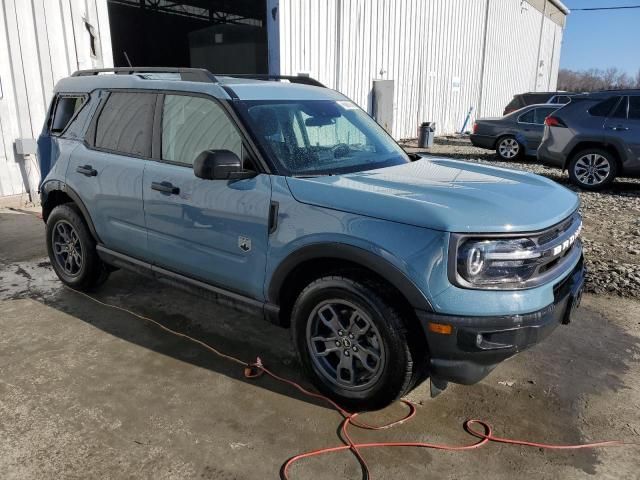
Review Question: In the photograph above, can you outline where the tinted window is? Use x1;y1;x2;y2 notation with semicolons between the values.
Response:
162;95;243;166
523;93;552;105
555;96;571;104
611;96;628;119
588;96;621;117
518;109;535;123
628;96;640;120
505;97;523;112
51;96;86;134
95;92;155;156
534;107;558;124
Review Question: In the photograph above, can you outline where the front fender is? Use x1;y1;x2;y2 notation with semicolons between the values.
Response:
267;241;435;312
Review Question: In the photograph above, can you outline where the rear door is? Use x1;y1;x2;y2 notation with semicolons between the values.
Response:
66;90;155;261
142;93;272;300
604;95;640;174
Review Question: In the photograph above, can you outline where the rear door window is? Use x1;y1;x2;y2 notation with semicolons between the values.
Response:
50;95;86;134
629;96;640;120
94;92;156;157
588;96;621;117
610;97;628;119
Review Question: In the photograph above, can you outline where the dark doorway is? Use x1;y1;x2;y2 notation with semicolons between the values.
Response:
107;0;268;74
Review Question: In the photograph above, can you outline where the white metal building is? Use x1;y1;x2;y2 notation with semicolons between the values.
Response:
0;0;567;204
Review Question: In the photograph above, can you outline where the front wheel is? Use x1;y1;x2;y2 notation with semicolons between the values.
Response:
496;136;522;160
568;149;617;190
291;275;421;411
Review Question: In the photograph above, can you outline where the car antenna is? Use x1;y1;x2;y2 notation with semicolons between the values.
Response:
123;51;133;67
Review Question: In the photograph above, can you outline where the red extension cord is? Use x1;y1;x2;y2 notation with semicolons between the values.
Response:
68;288;637;479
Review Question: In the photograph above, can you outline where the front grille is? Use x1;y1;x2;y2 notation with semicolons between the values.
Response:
537;215;574;245
527;211;582;285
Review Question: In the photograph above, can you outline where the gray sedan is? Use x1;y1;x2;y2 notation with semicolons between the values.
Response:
471;104;560;160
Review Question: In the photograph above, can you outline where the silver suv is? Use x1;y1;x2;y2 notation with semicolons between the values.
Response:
538;90;640;190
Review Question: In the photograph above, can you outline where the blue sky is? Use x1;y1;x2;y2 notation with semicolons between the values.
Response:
561;0;640;75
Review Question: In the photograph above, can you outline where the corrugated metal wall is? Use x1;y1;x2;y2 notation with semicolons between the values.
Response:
274;0;565;139
0;0;112;200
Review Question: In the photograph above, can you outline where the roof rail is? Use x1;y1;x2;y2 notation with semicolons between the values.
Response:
71;68;325;88
71;67;218;83
219;74;326;88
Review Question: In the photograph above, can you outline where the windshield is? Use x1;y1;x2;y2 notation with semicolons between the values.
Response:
236;99;410;176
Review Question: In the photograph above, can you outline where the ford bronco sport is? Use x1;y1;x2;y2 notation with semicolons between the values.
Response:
38;68;585;410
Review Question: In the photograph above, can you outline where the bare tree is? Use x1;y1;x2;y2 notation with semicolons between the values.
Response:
558;68;637;92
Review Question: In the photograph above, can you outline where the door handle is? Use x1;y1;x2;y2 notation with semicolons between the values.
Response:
76;164;97;177
151;181;180;195
608;126;630;131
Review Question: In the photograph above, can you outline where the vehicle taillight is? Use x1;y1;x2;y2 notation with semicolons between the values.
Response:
544;116;567;128
473;122;479;134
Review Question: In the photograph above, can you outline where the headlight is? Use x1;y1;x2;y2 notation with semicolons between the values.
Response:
456;238;541;288
449;213;583;290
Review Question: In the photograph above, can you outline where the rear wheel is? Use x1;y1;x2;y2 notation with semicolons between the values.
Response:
568;149;617;190
496;136;522;160
291;275;421;411
46;204;110;291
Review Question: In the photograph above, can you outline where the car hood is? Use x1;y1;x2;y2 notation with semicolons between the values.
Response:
285;158;579;233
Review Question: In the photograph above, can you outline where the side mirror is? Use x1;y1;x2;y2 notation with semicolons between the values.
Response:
193;150;257;180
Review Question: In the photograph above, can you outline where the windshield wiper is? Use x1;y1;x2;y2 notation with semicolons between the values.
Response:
292;173;334;178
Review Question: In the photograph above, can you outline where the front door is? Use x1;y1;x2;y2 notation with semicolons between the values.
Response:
143;93;271;300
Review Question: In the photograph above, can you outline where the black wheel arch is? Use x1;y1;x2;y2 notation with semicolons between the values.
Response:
268;243;434;325
41;181;100;242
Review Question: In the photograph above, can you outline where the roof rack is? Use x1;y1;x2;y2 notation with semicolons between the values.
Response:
71;67;218;83
218;74;325;88
71;68;325;88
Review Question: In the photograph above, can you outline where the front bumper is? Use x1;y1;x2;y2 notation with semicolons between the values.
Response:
417;257;585;385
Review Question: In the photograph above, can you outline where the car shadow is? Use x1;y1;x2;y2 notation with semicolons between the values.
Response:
39;267;337;411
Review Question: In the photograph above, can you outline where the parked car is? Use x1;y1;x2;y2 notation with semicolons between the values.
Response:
38;68;585;410
471;104;560;160
503;92;576;115
538;90;640;190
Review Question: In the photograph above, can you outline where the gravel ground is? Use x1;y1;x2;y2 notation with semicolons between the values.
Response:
402;137;640;298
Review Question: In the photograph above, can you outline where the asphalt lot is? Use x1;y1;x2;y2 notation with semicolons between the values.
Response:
1;197;640;478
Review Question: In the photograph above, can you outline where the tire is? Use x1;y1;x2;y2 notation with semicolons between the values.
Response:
291;275;421;411
568;149;617;191
496;135;522;160
46;203;110;291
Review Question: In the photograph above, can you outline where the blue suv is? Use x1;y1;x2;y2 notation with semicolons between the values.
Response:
38;68;585;410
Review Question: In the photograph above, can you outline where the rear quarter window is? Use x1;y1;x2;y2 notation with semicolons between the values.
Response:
505;97;523;112
518;109;535;123
50;95;86;135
